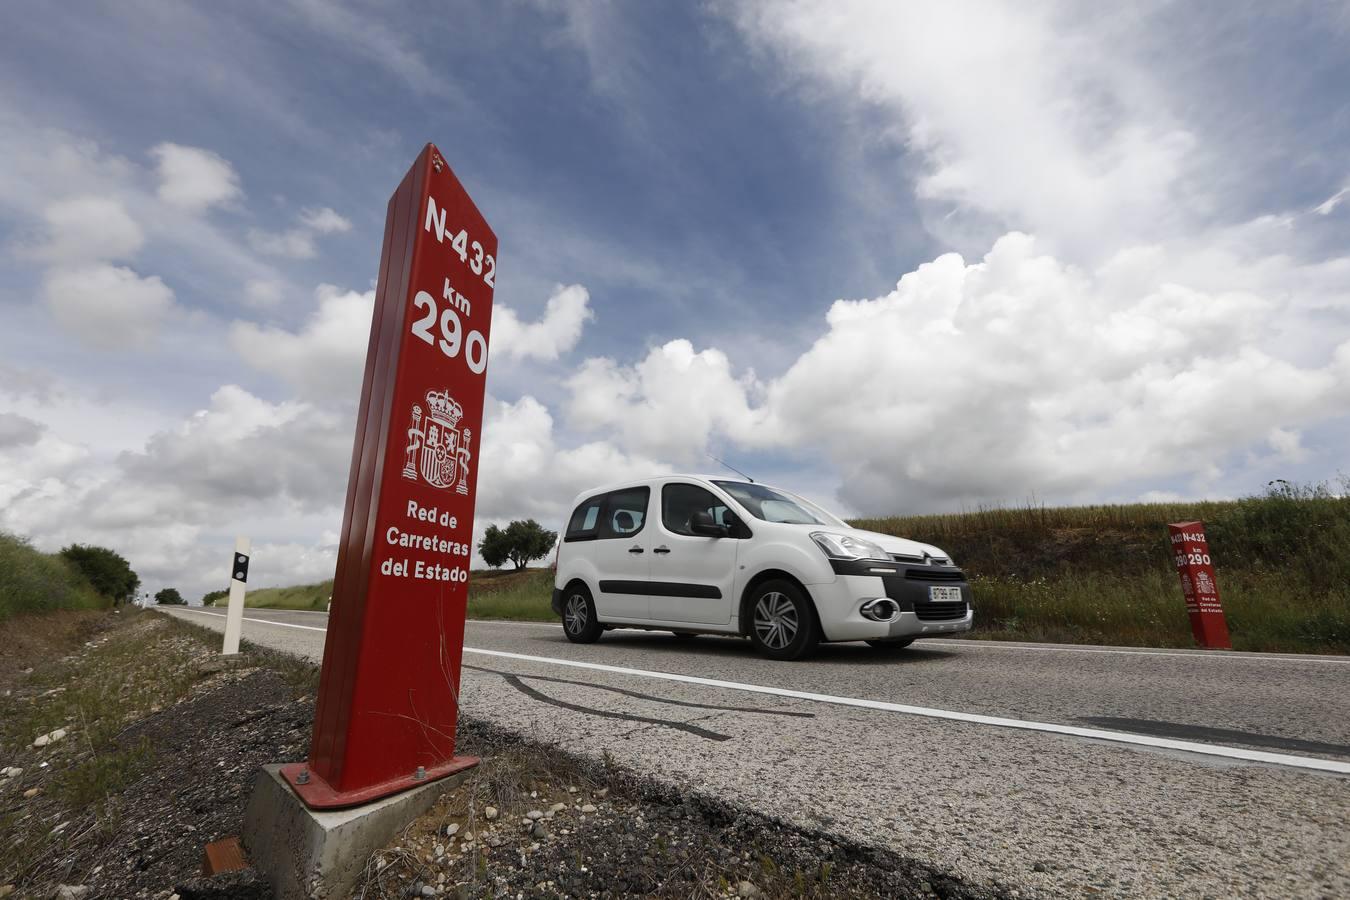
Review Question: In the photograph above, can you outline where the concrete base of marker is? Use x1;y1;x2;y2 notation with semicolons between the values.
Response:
242;764;473;899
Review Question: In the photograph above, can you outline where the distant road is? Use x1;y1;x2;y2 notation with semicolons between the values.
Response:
165;607;1350;898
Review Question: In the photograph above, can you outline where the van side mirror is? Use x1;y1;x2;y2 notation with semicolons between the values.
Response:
689;510;727;538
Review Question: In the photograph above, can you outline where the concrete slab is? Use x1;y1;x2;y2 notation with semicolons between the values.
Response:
242;764;470;899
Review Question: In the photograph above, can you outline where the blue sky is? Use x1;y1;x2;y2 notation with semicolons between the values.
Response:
1;1;1348;598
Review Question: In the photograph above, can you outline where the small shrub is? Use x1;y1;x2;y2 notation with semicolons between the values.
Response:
59;543;139;604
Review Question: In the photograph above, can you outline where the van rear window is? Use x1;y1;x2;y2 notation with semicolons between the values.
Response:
565;496;603;541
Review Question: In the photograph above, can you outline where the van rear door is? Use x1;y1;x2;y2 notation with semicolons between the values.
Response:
590;486;652;622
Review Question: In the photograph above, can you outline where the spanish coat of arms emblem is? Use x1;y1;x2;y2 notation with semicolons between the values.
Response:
401;389;472;494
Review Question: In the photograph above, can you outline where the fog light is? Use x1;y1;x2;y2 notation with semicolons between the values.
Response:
860;598;900;622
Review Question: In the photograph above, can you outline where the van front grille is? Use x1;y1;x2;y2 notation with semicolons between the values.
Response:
914;601;967;621
904;568;966;582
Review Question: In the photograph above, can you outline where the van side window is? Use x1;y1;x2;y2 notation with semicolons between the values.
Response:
662;483;732;536
599;487;650;539
564;495;603;542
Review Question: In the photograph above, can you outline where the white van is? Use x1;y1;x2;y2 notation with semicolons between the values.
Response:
551;475;973;660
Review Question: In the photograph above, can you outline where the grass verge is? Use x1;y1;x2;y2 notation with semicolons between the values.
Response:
0;609;317;898
236;568;558;620
232;579;333;610
0;609;215;890
0;532;106;622
858;481;1350;653
465;569;555;621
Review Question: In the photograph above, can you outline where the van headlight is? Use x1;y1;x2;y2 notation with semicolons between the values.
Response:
810;532;891;562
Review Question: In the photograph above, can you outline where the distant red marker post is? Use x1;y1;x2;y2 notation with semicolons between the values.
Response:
282;144;496;807
1168;521;1232;650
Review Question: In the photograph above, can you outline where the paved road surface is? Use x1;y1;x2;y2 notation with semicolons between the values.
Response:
164;607;1350;898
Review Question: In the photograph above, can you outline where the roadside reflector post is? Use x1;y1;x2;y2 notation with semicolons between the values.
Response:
279;144;494;808
1168;521;1232;650
223;536;250;656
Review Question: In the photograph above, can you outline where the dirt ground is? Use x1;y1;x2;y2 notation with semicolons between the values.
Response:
1;611;1003;900
0;611;105;695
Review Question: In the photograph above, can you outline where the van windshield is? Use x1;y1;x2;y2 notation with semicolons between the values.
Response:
713;481;846;526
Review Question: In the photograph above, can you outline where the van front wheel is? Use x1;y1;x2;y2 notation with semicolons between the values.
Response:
562;585;603;644
748;580;819;660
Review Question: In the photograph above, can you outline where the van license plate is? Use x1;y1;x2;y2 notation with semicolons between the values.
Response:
929;586;962;602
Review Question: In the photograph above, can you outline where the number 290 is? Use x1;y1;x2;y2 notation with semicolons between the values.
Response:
409;289;487;374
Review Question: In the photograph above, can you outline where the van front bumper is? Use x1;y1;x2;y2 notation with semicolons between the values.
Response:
551;588;564;616
812;560;975;642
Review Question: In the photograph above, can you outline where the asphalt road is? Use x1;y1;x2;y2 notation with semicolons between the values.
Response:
164;607;1350;898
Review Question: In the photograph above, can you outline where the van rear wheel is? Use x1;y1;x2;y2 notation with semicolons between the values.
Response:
562;585;603;644
748;580;819;661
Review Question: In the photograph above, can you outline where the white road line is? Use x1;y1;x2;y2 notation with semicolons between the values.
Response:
918;640;1350;664
183;610;1350;664
176;608;327;632
168;608;1350;775
476;620;1350;665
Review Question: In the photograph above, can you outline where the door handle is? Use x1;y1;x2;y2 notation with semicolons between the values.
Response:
653;546;671;554
628;546;645;554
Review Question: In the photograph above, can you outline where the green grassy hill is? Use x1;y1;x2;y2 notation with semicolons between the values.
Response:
855;481;1350;653
0;533;108;622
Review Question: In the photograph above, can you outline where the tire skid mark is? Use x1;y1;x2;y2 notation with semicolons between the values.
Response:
1078;716;1350;758
463;663;815;718
491;671;732;742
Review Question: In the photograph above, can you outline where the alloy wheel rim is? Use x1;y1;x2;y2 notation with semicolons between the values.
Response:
564;594;588;633
753;591;798;650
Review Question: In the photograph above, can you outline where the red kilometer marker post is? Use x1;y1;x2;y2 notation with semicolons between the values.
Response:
282;144;496;807
1168;521;1232;650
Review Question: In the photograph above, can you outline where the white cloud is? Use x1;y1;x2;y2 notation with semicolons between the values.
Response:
565;338;762;463
151;142;242;212
43;264;176;350
561;233;1350;512
0;430;89;512
283;0;463;100
249;206;352;259
299;206;352;234
244;279;285;308
1313;187;1347;216
248;226;320;259
37;195;144;262
728;1;1198;259
491;284;594;361
0;412;43;449
0;384;350;598
119;385;347;510
0;108;284;327
763;234;1347;511
1266;428;1308;464
230;284;374;399
0;376;665;596
475;394;671;527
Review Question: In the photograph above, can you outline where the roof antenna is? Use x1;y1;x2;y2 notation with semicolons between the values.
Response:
707;453;754;483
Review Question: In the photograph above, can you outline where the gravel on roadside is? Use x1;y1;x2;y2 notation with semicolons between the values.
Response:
359;718;1008;900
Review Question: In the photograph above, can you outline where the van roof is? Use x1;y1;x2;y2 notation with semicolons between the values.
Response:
568;473;752;503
